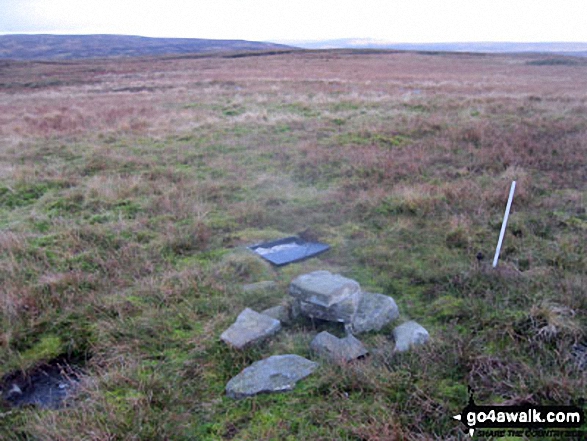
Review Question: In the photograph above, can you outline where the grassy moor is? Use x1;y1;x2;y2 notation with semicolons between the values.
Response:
0;49;586;439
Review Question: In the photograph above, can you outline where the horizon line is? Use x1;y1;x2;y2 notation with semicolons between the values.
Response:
0;32;586;45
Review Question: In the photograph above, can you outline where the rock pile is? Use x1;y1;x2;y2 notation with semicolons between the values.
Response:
289;271;361;324
221;270;429;398
289;272;401;334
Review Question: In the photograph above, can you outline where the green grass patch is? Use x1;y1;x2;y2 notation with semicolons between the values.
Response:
0;182;64;209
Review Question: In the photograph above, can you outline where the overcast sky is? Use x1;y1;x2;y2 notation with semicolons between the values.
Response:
1;0;586;43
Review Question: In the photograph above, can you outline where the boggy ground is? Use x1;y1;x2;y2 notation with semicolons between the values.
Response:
0;50;586;440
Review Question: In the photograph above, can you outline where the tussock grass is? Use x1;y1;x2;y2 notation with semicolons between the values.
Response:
0;50;586;439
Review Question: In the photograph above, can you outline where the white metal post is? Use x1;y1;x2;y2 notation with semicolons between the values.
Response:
493;181;516;268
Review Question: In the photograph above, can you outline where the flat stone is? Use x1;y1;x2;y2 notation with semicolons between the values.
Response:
226;354;318;399
261;305;291;324
299;294;358;323
393;321;430;352
289;271;360;308
220;308;281;349
242;280;278;293
351;292;400;334
310;331;368;364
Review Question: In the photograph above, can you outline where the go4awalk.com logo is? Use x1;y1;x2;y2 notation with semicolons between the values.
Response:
453;388;585;438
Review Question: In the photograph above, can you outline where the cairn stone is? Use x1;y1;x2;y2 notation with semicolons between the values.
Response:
351;292;399;334
261;305;291;325
289;271;361;323
393;321;429;352
310;331;368;364
226;354;318;399
220;308;281;349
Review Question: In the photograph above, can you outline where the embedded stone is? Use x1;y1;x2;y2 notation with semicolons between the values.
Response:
310;331;368;364
226;354;318;399
220;308;281;349
261;305;291;324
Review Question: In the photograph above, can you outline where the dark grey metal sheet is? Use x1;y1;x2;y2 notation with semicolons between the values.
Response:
248;236;330;266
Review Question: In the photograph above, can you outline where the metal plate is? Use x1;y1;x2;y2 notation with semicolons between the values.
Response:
249;236;330;266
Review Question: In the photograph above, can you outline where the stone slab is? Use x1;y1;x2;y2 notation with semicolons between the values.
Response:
226;354;318;399
299;294;359;323
220;308;281;349
289;271;360;308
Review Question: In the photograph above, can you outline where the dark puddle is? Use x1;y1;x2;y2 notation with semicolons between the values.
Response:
1;358;83;409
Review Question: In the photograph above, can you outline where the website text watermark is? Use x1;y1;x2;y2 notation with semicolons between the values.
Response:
453;389;585;437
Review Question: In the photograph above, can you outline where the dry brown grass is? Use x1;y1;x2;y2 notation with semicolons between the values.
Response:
2;52;586;141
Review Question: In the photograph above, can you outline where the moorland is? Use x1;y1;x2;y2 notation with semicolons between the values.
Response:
0;49;586;440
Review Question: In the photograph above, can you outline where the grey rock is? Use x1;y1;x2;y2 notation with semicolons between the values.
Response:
351;292;399;334
290;271;361;323
298;295;358;323
290;271;360;307
310;331;368;364
290;299;301;319
242;280;277;293
261;305;291;324
220;308;281;349
226;354;318;399
393;321;430;352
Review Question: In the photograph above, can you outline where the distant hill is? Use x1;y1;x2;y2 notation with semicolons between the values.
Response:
290;39;587;57
0;34;295;60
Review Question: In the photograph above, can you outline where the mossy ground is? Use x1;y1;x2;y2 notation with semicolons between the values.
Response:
0;50;586;440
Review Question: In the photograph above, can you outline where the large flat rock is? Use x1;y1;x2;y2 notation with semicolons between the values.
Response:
289;271;360;308
310;331;368;364
220;308;281;349
226;354;318;399
351;292;400;334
